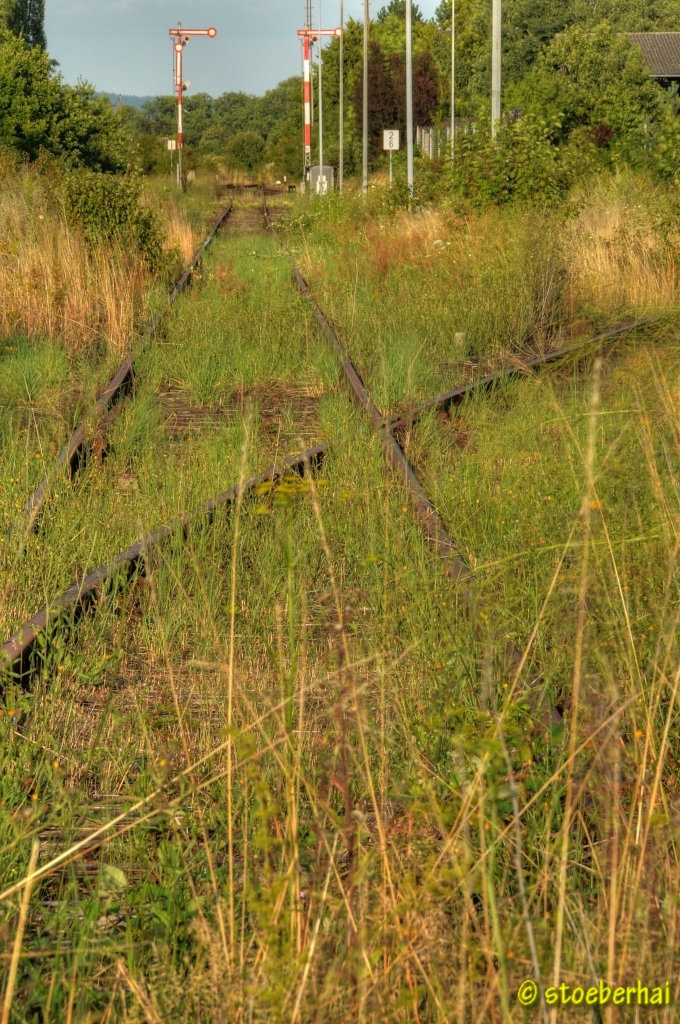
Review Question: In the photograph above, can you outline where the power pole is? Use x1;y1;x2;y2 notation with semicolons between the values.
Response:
339;0;344;193
362;0;369;196
450;0;455;160
318;0;324;190
406;0;413;196
491;0;501;137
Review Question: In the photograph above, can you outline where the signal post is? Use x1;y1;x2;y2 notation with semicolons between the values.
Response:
168;26;217;189
296;26;342;191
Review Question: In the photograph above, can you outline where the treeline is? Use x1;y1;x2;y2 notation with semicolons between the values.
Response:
2;0;680;195
125;80;302;179
120;0;680;183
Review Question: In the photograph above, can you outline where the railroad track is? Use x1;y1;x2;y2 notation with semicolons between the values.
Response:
0;186;654;685
18;196;236;538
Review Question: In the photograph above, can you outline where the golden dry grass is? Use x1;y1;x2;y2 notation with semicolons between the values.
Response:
161;197;201;266
563;188;680;318
0;164;200;357
0;178;148;356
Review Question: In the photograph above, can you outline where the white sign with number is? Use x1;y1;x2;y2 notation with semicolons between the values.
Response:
383;129;400;151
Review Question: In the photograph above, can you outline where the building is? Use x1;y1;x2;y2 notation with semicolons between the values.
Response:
628;33;680;86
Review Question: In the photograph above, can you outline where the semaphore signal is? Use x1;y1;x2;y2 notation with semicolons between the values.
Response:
168;26;218;189
297;26;342;190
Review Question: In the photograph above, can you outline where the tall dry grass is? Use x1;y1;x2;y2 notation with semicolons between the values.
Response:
161;195;202;266
0;162;201;357
561;175;680;321
0;171;146;356
563;203;678;316
371;181;680;330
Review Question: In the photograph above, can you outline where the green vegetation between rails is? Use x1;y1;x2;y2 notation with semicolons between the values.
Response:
0;204;335;630
1;183;680;1021
2;0;680;1014
280;174;680;411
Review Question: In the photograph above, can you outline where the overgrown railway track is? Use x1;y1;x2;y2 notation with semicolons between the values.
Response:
20;198;236;537
0;186;655;685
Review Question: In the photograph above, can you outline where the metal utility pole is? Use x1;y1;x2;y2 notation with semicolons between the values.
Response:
450;0;455;160
362;0;368;195
168;25;217;189
318;0;324;190
339;0;344;193
405;0;413;195
491;0;501;137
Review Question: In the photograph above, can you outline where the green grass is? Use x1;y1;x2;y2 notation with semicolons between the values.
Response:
2;185;680;1022
279;195;568;412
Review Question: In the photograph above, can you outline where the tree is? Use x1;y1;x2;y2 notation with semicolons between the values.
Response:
9;0;45;48
514;21;667;160
0;31;124;169
389;50;440;127
376;0;424;22
138;96;176;138
355;40;400;162
225;130;265;172
0;0;13;31
413;51;440;125
212;92;262;138
261;78;304;178
182;92;213;148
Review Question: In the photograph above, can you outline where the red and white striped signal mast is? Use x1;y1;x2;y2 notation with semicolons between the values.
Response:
168;25;217;189
297;24;341;189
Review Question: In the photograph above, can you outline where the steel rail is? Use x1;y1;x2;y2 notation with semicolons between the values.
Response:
262;193;470;584
1;444;326;683
389;315;661;435
266;206;661;694
2;189;295;684
286;265;472;585
20;199;235;535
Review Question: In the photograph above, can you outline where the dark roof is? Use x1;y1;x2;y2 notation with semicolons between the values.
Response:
629;32;680;77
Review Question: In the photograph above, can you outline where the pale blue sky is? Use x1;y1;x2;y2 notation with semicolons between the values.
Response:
45;1;440;99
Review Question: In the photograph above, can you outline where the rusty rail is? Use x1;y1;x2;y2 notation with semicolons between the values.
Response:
19;199;235;536
263;192;470;585
1;190;305;684
8;188;641;684
289;263;471;586
1;444;325;683
389;316;660;434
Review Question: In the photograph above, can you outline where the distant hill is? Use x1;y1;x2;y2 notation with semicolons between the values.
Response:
100;93;158;110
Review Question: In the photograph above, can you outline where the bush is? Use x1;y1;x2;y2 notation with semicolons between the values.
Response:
60;170;166;270
513;22;669;165
450;115;570;207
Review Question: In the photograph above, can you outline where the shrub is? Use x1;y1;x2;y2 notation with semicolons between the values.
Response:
450;115;570;207
513;22;669;165
60;170;166;270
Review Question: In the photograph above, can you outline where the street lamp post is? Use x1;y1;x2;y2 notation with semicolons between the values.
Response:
362;0;368;196
167;26;217;189
339;0;344;193
318;0;324;189
451;0;455;160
